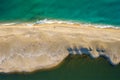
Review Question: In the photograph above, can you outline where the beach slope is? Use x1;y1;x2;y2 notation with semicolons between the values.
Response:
0;23;119;73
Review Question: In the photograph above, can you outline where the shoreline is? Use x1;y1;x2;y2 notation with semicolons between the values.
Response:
0;19;120;29
0;22;119;73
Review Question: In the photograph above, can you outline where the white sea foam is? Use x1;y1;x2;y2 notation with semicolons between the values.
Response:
94;24;120;29
34;19;120;29
35;19;75;25
1;23;17;26
0;19;120;29
26;23;34;27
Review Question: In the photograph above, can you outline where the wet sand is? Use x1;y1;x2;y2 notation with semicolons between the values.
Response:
0;23;120;73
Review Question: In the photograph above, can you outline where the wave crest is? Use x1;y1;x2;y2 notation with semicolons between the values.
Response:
33;19;120;29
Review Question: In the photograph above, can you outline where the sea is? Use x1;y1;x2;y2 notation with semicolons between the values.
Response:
0;0;120;80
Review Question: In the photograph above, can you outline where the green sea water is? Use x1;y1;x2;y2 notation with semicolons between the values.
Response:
0;55;120;80
0;0;120;26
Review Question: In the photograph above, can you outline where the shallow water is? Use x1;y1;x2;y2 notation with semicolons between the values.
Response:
0;0;120;26
0;55;120;80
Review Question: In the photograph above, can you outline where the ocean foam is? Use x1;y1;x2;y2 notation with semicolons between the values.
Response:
1;23;17;26
35;19;75;24
34;19;120;29
0;19;120;29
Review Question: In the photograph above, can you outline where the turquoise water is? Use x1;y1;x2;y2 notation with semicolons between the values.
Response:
0;0;120;26
0;55;120;80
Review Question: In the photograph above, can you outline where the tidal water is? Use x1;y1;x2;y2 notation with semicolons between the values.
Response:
0;0;120;26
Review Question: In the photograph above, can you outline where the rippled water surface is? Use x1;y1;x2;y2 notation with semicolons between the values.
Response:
0;0;120;26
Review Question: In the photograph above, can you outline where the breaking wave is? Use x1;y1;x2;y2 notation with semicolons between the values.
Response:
0;19;120;29
33;19;120;29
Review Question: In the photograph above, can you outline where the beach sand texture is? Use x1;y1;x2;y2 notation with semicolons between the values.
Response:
0;23;119;73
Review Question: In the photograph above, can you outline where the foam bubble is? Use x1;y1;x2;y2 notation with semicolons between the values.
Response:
34;19;120;29
1;23;17;26
34;19;75;25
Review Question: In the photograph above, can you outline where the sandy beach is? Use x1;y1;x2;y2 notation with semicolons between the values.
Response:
0;23;119;73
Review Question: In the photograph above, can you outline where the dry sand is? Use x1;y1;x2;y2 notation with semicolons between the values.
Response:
0;23;119;73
